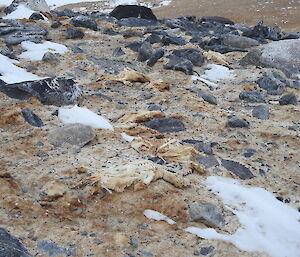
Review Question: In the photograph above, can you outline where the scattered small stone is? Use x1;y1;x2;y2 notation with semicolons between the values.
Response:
279;93;298;105
197;90;218;105
51;21;62;29
243;148;257;158
144;118;185;133
66;28;84;39
0;227;32;257
48;124;95;147
252;105;270;119
70;15;98;31
21;108;44;127
227;117;250;128
188;203;225;228
37;240;67;257
194;246;215;256
239;91;265;103
129;237;138;249
197;155;219;168
221;159;254;179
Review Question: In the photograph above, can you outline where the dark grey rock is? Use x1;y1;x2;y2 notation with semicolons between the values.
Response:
138;41;153;61
66;28;84;39
138;251;153;257
243;21;281;42
21;108;44;127
145;34;162;44
161;35;187;46
279;93;298;105
221;159;254;179
197;91;218;105
129;237;138;249
144;118;185;133
182;139;213;155
194;246;215;256
42;52;59;64
51;22;62;29
240;39;300;79
48;124;95;147
172;48;204;66
125;41;143;52
37;240;67;257
243;148;256;158
117;18;159;27
197;155;219;168
110;5;157;20
200;16;234;25
239;91;265;102
112;47;125;57
221;34;260;49
70;15;98;31
252;105;270;120
29;13;44;21
227;117;250;128
188;203;225;228
123;30;143;38
52;8;77;18
147;49;164;66
0;227;32;257
257;71;287;95
103;27;119;36
164;55;194;75
0;78;81;106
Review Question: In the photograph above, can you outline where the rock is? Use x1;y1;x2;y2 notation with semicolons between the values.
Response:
221;34;260;49
197;90;218;105
48;124;95;147
164;55;194;75
21;108;44;127
42;52;59;64
197;155;219;168
145;34;162;44
143;118;185;133
123;30;143;38
252;105;270;120
103;27;119;36
161;35;187;46
200;16;234;25
70;15;98;31
110;5;157;20
194;246;215;256
37;240;67;257
188;203;225;228
241;39;300;79
182;140;213;155
172;48;204;66
0;78;81;106
243;148;257;158
29;12;44;20
0;227;32;257
243;20;281;42
4;0;50;14
138;41;153;62
51;22;62;29
227;117;250;128
257;71;287;95
66;28;84;39
147;49;164;67
125;41;143;52
239;91;265;103
112;47;125;57
51;8;77;18
279;93;298;105
221;159;254;179
117;18;160;27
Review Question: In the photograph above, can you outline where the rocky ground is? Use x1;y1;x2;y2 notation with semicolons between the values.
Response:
0;4;300;257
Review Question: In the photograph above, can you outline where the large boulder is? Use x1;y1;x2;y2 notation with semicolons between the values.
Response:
110;5;157;21
241;39;300;79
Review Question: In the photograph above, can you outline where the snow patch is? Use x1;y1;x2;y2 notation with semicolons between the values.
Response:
19;41;68;61
121;133;135;142
144;209;176;225
185;176;300;257
58;105;114;131
0;53;43;83
201;64;235;82
4;4;35;19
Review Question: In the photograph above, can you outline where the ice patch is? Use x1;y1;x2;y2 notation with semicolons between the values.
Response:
0;53;42;83
121;133;135;142
4;4;35;19
58;105;114;131
19;41;68;61
201;64;235;82
144;209;176;224
185;176;300;257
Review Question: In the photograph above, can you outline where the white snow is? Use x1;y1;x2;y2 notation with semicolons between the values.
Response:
144;209;176;225
4;4;35;19
18;41;68;61
191;76;218;87
185;176;300;257
0;53;43;83
58;105;114;131
121;133;135;142
201;64;235;82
